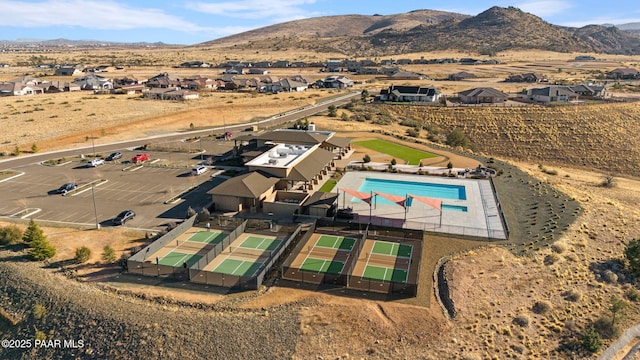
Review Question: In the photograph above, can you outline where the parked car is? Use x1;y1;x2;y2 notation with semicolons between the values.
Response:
87;158;105;167
192;165;208;176
106;152;122;161
57;182;77;195
112;210;135;225
131;153;149;163
336;208;355;219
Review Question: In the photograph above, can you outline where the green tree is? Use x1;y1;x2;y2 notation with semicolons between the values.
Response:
75;246;91;263
22;219;44;248
445;129;470;148
327;105;337;117
0;225;23;245
31;143;39;153
624;238;640;276
447;161;453;169
610;295;627;328
23;219;55;261
102;245;117;263
13;146;20;156
363;154;371;163
581;326;602;353
361;89;369;102
390;158;397;166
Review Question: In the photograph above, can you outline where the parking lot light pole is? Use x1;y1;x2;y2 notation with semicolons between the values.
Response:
91;184;100;229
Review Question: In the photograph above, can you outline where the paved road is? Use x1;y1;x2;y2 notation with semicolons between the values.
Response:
599;323;640;360
0;91;359;169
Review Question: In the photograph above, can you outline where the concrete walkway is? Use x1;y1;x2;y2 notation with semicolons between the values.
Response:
599;323;640;360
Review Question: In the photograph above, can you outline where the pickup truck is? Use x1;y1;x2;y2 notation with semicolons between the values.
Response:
131;153;149;163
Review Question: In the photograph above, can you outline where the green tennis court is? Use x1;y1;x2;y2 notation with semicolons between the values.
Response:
213;258;263;277
300;257;345;274
372;241;412;258
158;251;203;267
362;265;408;283
188;231;226;245
240;236;282;251
315;235;356;251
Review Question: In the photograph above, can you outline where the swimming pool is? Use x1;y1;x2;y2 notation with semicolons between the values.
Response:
442;204;468;212
357;178;467;205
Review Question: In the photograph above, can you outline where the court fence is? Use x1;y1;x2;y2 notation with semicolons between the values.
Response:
282;220;419;296
190;222;304;289
189;220;248;287
127;215;197;278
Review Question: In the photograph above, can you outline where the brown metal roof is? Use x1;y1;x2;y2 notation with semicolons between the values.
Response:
208;172;279;198
323;137;351;148
286;148;334;182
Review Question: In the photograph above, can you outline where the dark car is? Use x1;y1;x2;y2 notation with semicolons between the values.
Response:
336;208;355;219
57;182;77;195
106;152;122;161
112;210;135;225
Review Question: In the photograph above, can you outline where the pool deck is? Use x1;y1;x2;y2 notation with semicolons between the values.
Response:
334;171;506;239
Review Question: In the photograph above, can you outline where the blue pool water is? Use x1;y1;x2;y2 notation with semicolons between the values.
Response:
356;178;467;205
442;204;468;212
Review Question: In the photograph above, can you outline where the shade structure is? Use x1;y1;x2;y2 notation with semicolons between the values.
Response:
408;194;442;211
374;192;407;208
340;188;373;205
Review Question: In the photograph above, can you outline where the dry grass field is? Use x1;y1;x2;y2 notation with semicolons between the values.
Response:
1;49;640;359
0;88;337;153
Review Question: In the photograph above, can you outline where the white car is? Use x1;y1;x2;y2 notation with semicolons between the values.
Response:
87;158;105;167
192;165;208;176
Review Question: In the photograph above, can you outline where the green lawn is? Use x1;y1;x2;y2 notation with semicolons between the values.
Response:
354;139;437;165
318;179;337;192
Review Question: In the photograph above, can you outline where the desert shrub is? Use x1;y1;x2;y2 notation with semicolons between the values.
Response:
327;105;337;117
626;288;640;302
551;242;567;254
544;253;560;265
580;326;602;353
32;303;46;320
406;128;419;137
75;246;91;263
593;317;620;339
532;300;553;315
565;290;582;302
186;206;197;218
600;175;616;188
0;224;23;245
102;245;117;263
513;314;530;327
35;330;47;341
602;270;618;284
445;129;469;148
197;208;211;223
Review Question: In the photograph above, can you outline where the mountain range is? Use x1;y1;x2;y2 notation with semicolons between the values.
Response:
201;6;640;56
2;7;640;55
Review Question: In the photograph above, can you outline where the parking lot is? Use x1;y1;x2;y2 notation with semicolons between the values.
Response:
0;149;224;230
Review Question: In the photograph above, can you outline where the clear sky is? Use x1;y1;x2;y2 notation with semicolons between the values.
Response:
0;0;638;45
